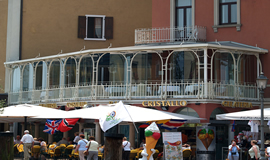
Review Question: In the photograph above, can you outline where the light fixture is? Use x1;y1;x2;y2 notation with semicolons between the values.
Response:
256;72;268;90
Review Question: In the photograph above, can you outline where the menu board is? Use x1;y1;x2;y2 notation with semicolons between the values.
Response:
162;132;183;160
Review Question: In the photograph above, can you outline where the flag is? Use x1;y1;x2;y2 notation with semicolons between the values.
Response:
57;118;80;132
43;119;62;135
139;119;186;130
231;120;235;132
99;101;130;132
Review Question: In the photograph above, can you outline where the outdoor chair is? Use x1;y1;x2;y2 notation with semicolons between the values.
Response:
183;149;192;160
31;145;40;159
63;146;73;159
135;150;143;159
50;146;65;159
129;152;137;160
14;144;24;158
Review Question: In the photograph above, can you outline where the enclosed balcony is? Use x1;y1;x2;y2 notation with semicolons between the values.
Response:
5;41;268;105
135;26;206;45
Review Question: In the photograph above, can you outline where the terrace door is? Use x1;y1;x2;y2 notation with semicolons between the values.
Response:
175;0;192;40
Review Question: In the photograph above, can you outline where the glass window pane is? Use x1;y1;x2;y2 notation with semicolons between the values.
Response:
80;57;93;85
220;0;236;3
176;0;192;7
12;67;21;92
50;61;61;87
95;18;102;38
186;8;192;27
65;58;76;86
221;5;228;24
176;9;184;27
231;4;237;23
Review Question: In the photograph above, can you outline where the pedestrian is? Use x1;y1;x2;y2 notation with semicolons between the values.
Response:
248;140;260;160
228;139;240;160
18;130;34;160
14;135;21;144
122;137;130;160
265;140;270;160
86;136;99;160
73;132;80;145
75;134;89;160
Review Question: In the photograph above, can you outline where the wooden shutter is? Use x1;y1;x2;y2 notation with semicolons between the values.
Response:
78;16;86;39
105;17;113;39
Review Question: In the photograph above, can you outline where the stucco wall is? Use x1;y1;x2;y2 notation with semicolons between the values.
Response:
0;0;8;92
21;0;152;59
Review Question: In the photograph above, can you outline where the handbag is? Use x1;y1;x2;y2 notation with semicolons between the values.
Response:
83;140;91;156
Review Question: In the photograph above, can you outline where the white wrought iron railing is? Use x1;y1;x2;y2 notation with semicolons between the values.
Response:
8;81;262;105
135;26;206;44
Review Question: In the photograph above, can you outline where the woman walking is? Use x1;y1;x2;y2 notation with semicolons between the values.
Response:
249;140;260;160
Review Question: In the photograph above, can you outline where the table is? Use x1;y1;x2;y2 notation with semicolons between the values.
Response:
158;86;181;94
105;86;152;95
185;84;200;94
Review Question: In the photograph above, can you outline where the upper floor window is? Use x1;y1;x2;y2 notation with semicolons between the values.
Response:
78;15;113;40
213;0;241;32
175;0;192;28
219;0;237;25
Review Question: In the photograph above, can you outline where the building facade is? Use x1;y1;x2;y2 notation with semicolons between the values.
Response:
2;0;270;159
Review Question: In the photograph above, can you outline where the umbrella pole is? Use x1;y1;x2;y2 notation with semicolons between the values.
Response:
24;116;27;130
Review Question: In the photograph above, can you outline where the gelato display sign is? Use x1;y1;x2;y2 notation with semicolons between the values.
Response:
162;132;183;160
196;126;216;160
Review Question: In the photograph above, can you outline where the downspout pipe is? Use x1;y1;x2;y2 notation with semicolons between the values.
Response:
19;0;23;60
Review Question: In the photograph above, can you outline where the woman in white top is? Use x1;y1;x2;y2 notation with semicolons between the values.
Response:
249;140;260;160
228;139;240;160
122;137;131;160
86;136;99;160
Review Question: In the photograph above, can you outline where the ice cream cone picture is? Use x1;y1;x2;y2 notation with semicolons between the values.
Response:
145;122;161;160
207;129;214;147
197;129;215;150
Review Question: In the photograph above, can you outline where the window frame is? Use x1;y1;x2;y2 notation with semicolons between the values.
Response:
213;0;241;32
219;0;237;25
85;15;106;41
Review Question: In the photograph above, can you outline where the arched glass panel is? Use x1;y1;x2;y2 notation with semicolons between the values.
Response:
98;53;125;84
168;51;197;82
65;58;76;86
238;55;257;84
12;66;21;92
79;56;93;85
210;108;225;120
132;53;161;83
214;52;234;83
49;61;61;87
176;107;199;117
22;64;33;91
35;61;47;90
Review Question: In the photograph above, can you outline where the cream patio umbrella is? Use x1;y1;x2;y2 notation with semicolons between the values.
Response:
216;108;270;120
0;104;68;129
62;102;204;123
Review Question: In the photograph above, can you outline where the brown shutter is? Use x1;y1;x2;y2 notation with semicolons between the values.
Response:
105;17;113;39
78;16;86;39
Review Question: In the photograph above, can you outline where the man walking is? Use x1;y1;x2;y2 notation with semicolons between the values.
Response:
18;130;34;160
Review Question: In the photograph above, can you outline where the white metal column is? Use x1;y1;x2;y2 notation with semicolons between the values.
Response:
204;48;208;97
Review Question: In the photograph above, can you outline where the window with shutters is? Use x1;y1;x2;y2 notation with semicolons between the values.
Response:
78;15;113;40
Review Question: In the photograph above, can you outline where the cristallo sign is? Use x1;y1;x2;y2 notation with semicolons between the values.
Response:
67;102;87;108
221;101;253;108
142;101;187;107
39;103;57;108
